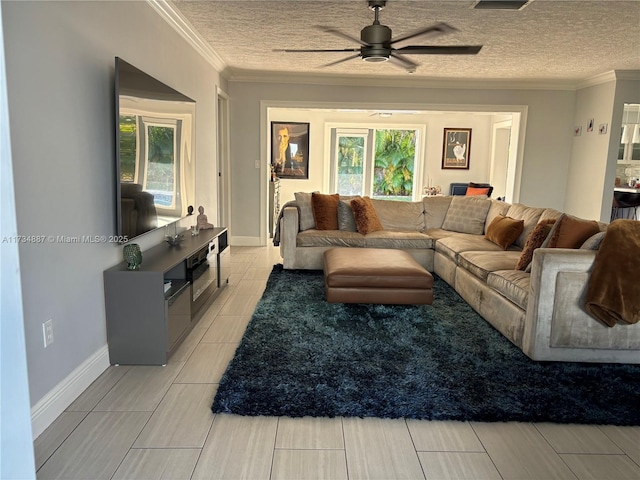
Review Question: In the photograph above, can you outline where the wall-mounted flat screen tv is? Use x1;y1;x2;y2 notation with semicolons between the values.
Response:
115;57;196;242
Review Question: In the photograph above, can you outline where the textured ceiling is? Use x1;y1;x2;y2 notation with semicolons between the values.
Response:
171;0;640;83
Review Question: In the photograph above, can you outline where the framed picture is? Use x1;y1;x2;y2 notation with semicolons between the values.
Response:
442;128;472;169
271;121;310;179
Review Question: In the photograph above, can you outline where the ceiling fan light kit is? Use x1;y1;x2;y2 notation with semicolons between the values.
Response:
276;0;483;74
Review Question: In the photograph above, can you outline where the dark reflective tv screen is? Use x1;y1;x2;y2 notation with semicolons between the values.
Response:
115;57;196;241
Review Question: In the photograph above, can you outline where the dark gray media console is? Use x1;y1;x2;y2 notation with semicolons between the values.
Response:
104;228;229;365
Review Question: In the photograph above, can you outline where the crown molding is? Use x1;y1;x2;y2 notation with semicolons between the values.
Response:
615;70;640;81
146;0;227;74
226;68;578;91
575;70;640;90
575;71;618;89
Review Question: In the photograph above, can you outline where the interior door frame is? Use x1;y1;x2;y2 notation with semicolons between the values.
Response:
261;101;528;246
217;87;231;229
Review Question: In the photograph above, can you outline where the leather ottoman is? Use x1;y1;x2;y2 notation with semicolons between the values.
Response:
323;248;434;305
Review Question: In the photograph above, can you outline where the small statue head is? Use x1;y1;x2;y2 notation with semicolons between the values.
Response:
187;205;194;215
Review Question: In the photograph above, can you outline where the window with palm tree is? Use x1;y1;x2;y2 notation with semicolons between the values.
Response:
373;129;416;201
332;127;420;201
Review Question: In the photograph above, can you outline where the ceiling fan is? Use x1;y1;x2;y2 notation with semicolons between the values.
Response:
274;0;483;74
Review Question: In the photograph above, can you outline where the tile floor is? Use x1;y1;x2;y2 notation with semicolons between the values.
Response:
34;246;640;479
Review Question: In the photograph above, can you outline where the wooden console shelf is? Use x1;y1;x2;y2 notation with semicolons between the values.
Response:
104;227;229;365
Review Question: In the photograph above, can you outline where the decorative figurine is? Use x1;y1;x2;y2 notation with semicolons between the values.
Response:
123;243;142;270
187;205;194;215
196;206;214;230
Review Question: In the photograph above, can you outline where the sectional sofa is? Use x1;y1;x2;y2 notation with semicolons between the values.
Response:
277;194;640;364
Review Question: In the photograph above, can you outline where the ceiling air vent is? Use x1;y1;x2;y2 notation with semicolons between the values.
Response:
473;0;530;10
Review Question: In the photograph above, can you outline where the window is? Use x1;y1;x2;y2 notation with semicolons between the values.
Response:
331;127;421;201
620;104;640;162
144;123;176;208
335;130;368;196
119;115;137;182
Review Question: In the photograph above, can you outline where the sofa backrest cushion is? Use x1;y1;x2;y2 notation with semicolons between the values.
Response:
371;199;425;231
351;196;384;234
294;191;317;231
539;208;563;223
311;192;339;230
484;200;511;233
423;196;453;229
505;204;545;248
441;196;491;235
485;215;525;250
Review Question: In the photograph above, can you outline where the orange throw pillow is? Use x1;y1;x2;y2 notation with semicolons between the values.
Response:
485;215;525;250
311;193;339;230
548;215;601;249
350;196;384;234
466;186;490;196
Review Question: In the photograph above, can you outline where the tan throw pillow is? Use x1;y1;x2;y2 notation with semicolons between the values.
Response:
350;196;384;234
311;193;339;230
485;215;525;250
515;219;556;271
548;215;601;249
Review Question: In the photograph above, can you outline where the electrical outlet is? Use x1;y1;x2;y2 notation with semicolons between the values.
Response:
43;319;54;348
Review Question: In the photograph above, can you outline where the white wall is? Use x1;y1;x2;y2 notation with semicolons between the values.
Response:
565;81;616;221
3;0;223;433
228;80;576;243
0;2;36;475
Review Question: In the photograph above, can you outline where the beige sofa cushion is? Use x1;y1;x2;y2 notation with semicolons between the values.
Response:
371;199;425;231
297;229;365;247
458;251;523;281
441;196;491;234
436;234;518;262
505;203;546;248
364;230;435;249
487;270;531;310
423;196;453;229
539;208;563;223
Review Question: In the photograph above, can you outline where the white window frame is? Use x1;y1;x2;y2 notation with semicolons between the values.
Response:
328;124;425;201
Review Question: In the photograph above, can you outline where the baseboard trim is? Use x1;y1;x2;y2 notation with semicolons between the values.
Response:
31;345;110;439
230;236;263;246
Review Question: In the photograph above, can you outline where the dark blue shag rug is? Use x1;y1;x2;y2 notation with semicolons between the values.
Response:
212;265;640;425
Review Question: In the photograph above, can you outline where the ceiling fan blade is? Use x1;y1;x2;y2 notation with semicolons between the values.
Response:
316;25;367;46
320;53;361;68
388;52;419;73
274;48;360;53
397;45;483;55
390;22;457;49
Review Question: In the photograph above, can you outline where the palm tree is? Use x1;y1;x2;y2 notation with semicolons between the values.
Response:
337;136;365;195
373;129;415;198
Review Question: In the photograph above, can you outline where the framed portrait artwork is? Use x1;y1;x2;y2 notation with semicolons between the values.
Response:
442;128;472;170
271;121;310;179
